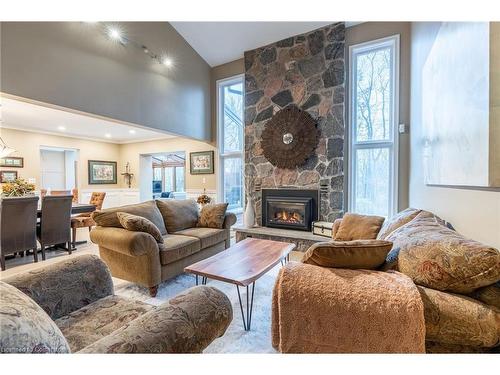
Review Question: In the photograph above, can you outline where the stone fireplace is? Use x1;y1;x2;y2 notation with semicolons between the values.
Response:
244;23;345;225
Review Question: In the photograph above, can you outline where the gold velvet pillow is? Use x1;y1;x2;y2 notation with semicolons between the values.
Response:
117;212;164;243
302;240;393;269
198;203;229;229
334;213;385;241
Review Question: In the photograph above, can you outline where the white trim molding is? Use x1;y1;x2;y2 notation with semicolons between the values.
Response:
348;34;400;217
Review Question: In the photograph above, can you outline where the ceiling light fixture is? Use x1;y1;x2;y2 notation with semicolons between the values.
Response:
162;57;173;67
105;133;112;138
129;129;136;134
58;126;66;131
82;23;174;71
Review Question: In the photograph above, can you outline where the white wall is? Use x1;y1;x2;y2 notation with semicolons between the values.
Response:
40;149;66;190
409;22;500;248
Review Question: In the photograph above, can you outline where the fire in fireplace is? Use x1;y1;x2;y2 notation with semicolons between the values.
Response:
262;189;318;231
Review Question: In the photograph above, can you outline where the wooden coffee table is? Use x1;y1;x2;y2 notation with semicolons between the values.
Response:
184;238;295;331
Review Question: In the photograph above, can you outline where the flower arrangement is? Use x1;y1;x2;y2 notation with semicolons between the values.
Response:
197;189;212;205
1;178;35;197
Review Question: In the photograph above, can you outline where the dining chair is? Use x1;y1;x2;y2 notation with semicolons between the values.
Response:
37;195;73;258
40;189;78;204
0;196;39;270
71;192;106;248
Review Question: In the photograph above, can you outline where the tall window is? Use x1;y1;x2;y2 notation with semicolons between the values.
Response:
349;35;399;217
217;75;244;212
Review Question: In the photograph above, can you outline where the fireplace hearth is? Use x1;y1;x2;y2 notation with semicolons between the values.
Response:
262;189;319;231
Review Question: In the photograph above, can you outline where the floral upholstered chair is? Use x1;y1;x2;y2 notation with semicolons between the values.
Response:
71;192;106;247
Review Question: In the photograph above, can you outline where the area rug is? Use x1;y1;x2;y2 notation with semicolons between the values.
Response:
114;265;280;353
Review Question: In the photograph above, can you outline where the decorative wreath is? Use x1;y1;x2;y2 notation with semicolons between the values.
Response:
261;105;319;169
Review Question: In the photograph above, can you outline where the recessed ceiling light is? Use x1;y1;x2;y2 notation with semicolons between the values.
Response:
58;126;66;131
129;129;136;134
105;133;112;138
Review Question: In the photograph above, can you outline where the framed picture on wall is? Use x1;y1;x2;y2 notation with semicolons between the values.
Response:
88;160;117;184
0;157;24;168
0;170;18;183
190;151;214;174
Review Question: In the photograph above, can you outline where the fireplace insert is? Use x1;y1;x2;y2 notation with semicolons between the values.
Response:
262;189;318;231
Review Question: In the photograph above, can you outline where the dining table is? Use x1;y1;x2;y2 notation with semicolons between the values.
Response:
37;202;96;217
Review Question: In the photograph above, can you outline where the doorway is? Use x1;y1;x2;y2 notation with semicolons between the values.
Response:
40;146;78;191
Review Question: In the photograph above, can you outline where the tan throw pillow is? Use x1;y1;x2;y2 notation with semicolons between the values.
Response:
155;199;199;233
334;213;385;241
198;203;229;229
377;208;422;240
117;212;164;243
91;200;167;235
302;240;393;269
386;211;500;294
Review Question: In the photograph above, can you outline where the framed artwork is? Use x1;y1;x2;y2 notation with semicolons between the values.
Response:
0;157;24;168
88;160;117;184
190;151;214;174
0;170;18;183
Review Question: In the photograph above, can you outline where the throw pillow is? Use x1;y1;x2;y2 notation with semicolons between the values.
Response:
301;240;393;269
386;211;500;294
155;199;199;233
117;212;164;244
334;213;385;241
377;208;422;240
91;200;167;235
469;282;500;309
198;203;229;229
0;281;71;353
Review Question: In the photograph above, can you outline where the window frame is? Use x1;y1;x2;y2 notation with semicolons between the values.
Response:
216;74;245;213
348;34;400;217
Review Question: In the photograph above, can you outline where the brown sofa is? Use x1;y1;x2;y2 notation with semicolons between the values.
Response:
1;255;232;353
90;199;237;296
272;209;500;353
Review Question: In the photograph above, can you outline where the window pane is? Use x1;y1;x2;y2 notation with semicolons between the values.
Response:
223;82;243;153
355;47;392;142
175;167;185;192
153;167;162;181
164;167;174;192
223;157;243;211
354;148;390;217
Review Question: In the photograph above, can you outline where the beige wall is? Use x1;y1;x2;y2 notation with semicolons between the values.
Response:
409;22;500;248
345;22;412;212
119;137;217;191
0;127;217;192
0;128;122;190
210;59;245;144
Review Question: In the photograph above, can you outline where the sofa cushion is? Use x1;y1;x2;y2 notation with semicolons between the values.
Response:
0;281;70;353
417;285;500;348
302;240;393;269
156;199;199;232
92;200;167;235
117;212;164;243
386;211;500;294
173;227;227;249
55;295;154;352
198;203;229;229
334;213;385;241
470;282;500;309
377;208;422;240
159;235;202;265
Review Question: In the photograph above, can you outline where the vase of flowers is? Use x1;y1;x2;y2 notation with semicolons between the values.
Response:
197;189;212;207
1;178;36;197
